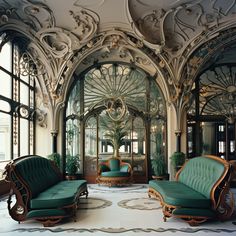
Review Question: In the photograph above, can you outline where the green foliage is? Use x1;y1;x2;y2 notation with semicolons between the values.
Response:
170;152;186;168
66;154;80;175
100;114;129;156
47;153;61;169
151;153;167;176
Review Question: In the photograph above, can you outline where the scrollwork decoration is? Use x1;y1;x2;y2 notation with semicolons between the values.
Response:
19;52;45;77
69;7;99;43
36;28;81;58
31;108;47;128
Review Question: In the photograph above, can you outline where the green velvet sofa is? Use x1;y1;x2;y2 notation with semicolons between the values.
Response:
96;157;132;186
148;155;234;226
4;155;88;226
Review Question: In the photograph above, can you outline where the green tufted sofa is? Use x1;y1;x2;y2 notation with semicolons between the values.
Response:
96;157;132;186
4;155;88;226
148;155;235;226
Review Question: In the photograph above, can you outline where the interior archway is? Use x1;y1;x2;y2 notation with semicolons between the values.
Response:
64;63;167;183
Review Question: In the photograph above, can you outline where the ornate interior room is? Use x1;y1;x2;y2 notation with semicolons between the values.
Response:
0;0;236;235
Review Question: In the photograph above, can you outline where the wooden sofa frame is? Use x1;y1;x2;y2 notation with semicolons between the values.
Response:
148;155;235;226
4;155;88;226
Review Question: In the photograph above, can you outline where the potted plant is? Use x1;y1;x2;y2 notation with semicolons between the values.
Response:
100;114;129;158
66;154;80;180
151;153;168;180
170;151;186;173
47;153;61;169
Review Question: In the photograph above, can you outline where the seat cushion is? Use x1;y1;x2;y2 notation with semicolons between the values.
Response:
30;180;87;209
27;209;67;219
149;180;211;208
101;171;130;177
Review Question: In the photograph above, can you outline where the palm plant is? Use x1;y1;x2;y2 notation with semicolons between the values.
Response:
100;114;129;157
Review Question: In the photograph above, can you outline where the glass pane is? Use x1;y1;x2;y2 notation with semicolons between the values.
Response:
20;83;29;105
187;126;193;155
201;122;216;155
0;112;11;161
150;119;165;157
0;41;11;71
84;64;146;113
20;118;29;156
230;140;235;153
20;73;29;84
67;81;80;116
66;119;80;156
132;117;145;174
66;118;81;173
0;100;11;112
85;116;97;175
0;70;11;98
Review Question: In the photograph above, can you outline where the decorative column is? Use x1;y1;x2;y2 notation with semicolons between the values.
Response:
175;130;181;152
51;130;58;153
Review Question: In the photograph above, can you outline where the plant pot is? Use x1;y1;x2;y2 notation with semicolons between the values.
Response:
152;174;169;180
66;175;78;180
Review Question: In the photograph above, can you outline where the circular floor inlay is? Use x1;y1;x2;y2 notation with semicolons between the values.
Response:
79;197;112;209
118;197;161;210
88;184;147;193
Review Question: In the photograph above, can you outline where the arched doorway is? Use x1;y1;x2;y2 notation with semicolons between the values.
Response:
65;63;166;183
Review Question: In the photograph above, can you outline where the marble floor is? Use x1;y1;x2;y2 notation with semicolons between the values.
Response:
0;184;236;236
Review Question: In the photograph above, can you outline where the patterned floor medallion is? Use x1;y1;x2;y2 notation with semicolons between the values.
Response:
79;197;112;209
118;197;161;210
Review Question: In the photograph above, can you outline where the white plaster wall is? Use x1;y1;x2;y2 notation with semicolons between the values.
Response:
35;124;51;157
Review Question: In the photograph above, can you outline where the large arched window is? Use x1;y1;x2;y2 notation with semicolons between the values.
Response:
0;37;35;175
65;63;166;183
187;64;236;162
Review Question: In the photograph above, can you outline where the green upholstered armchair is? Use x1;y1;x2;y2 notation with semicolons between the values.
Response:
96;157;132;186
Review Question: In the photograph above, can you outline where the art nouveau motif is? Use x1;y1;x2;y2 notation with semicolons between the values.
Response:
197;65;236;123
129;0;236;54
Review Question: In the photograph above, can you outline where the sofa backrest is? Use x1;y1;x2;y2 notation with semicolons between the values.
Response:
109;158;120;171
177;156;227;199
15;155;61;198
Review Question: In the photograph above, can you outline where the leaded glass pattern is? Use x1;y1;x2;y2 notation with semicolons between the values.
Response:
0;38;35;166
66;63;166;181
84;64;147;113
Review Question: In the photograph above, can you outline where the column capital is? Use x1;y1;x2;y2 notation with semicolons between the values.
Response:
175;130;181;136
50;130;58;137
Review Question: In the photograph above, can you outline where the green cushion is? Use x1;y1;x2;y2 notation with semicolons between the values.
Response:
109;158;120;171
100;164;110;172
27;209;67;218
15;156;61;198
178;156;225;198
149;180;211;208
173;208;215;218
30;180;87;209
120;165;129;172
101;171;130;177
